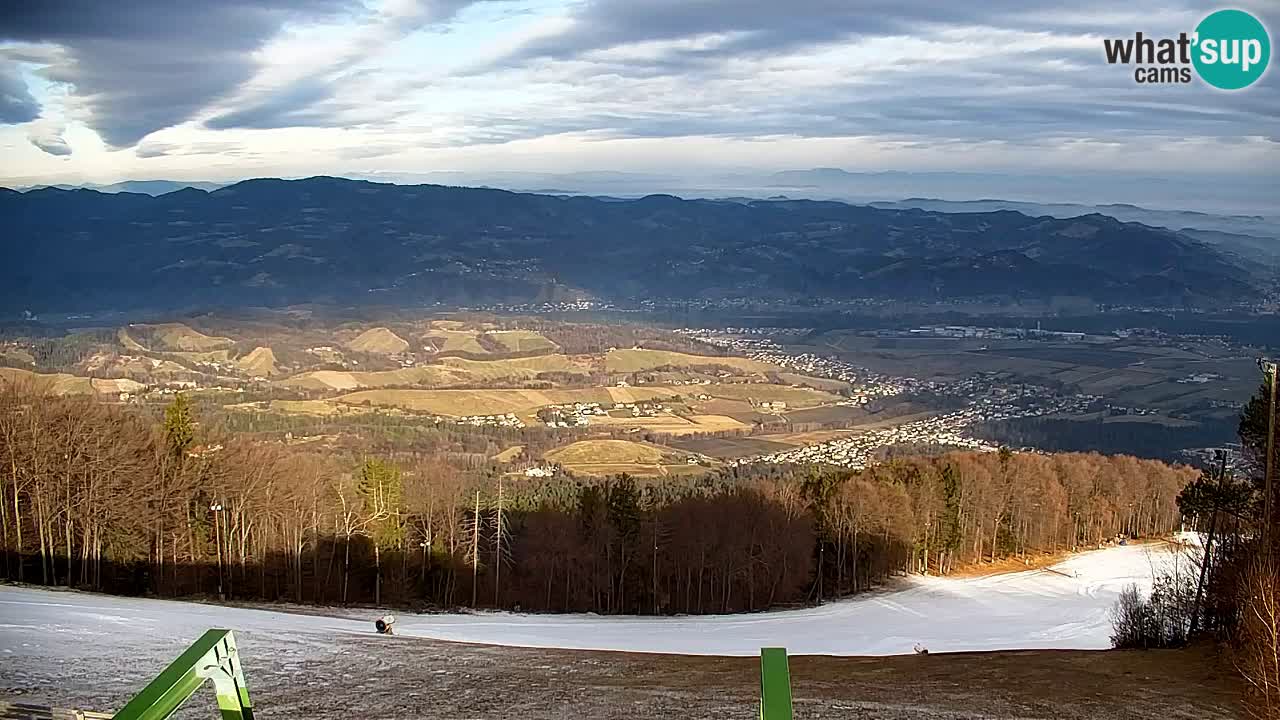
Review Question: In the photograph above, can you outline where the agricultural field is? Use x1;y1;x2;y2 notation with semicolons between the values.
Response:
125;323;235;352
278;354;593;392
586;413;751;435
0;367;145;396
236;346;279;376
336;386;682;418
804;331;1261;416
486;329;559;353
491;445;526;463
605;348;777;375
344;327;410;354
688;383;843;408
544;439;711;476
421;327;491;354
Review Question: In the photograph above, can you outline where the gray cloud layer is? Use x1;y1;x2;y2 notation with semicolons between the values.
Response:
0;62;39;123
0;0;354;147
0;0;1276;163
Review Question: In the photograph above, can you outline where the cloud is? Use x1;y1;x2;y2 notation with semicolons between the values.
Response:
0;0;356;147
446;0;1278;151
0;62;40;123
28;127;71;155
204;0;500;131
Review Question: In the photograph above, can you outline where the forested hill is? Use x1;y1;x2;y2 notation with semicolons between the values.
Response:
0;177;1260;313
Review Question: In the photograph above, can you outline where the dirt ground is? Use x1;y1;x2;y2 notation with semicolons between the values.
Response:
9;634;1243;720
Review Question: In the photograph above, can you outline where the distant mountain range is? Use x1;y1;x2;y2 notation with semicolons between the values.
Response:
0;177;1267;313
12;180;225;196
869;198;1280;265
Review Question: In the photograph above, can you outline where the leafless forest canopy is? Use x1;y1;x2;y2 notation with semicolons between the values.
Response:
0;382;1193;613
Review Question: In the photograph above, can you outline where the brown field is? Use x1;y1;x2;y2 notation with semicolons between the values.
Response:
89;378;146;394
0;348;35;365
422;328;489;355
335;386;681;417
0;367;94;394
225;399;377;416
345;327;410;354
117;328;147;352
696;383;843;408
491;445;525;463
278;355;590;392
585;413;750;435
130;323;235;352
544;439;711;477
758;428;865;445
671;435;796;458
436;355;592;382
780;404;869;425
545;439;670;464
605;348;778;375
235;346;279;377
167;349;233;363
773;372;851;392
485;329;559;353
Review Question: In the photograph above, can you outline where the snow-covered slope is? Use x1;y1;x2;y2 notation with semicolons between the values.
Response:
0;544;1179;660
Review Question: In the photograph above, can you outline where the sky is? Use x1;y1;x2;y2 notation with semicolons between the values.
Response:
0;0;1276;206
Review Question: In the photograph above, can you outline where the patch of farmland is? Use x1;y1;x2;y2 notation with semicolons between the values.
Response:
0;367;93;394
226;399;375;416
422;329;489;355
773;373;851;392
698;383;842;408
605;348;777;375
89;378;146;394
336;387;681;417
0;348;34;365
345;327;410;354
491;445;525;463
235;346;279;377
484;330;559;353
1075;370;1166;394
545;439;670;465
981;346;1148;368
586;413;750;435
278;355;591;392
129;323;235;352
436;355;592;381
670;436;795;458
781;404;869;425
166;349;233;363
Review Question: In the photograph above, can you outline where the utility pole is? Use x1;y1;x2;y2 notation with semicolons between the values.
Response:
471;490;480;608
494;479;503;607
210;502;224;600
1264;360;1277;553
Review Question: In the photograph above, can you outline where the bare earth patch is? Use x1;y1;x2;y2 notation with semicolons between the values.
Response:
7;637;1241;720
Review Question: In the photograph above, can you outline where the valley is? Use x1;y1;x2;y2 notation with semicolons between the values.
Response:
0;308;1263;473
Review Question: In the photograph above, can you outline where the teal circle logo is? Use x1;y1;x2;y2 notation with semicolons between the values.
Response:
1193;9;1270;90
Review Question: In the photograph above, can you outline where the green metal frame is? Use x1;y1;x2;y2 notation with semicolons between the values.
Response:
113;629;254;720
759;647;793;720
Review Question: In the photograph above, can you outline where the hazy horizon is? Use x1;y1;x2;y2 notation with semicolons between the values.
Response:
3;1;1276;215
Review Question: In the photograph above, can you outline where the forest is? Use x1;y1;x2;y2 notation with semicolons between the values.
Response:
0;381;1194;614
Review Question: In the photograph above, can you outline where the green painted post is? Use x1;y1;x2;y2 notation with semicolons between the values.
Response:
759;647;793;720
113;629;254;720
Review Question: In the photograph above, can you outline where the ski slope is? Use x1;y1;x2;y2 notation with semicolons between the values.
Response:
0;544;1180;659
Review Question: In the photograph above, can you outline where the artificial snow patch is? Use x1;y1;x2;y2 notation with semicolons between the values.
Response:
0;544;1180;659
